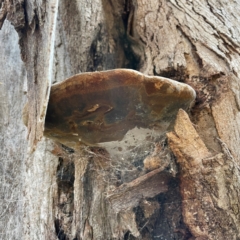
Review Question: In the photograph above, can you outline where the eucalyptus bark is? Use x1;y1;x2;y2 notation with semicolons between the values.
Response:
1;0;240;239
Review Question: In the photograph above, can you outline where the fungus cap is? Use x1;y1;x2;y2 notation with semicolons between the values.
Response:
44;69;195;149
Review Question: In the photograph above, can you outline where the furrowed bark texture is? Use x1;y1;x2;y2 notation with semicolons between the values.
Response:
1;0;240;239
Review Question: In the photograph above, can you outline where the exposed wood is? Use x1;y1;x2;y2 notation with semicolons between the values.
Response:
167;109;240;239
107;167;170;213
21;0;59;150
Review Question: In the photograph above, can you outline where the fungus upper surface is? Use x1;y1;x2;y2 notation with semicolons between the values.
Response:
44;69;195;148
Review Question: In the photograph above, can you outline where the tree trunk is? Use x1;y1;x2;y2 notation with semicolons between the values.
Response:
1;0;240;239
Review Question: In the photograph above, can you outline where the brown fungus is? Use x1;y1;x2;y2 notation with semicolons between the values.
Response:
44;69;196;152
44;69;196;224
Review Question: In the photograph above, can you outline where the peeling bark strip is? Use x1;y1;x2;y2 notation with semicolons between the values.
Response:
23;0;59;150
0;0;59;149
107;167;170;213
167;109;240;239
167;109;210;238
1;0;57;152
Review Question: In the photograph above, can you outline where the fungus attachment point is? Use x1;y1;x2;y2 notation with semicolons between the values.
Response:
44;69;195;157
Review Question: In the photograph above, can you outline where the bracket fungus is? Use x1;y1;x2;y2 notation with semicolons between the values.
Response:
44;69;195;157
44;69;196;231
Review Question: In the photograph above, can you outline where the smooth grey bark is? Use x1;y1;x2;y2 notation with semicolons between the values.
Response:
0;20;27;239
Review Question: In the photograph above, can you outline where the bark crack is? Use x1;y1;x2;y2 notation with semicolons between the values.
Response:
0;0;8;29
